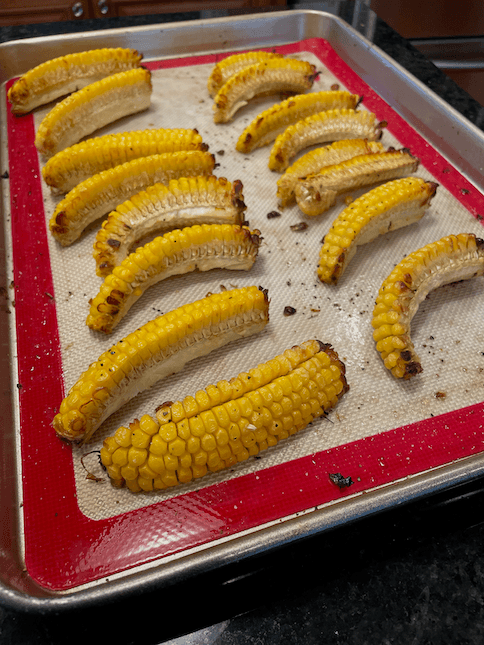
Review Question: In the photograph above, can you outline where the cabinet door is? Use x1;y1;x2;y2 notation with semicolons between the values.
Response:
92;0;286;19
0;0;92;26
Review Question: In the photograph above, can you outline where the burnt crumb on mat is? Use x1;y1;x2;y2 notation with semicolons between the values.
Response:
329;472;354;489
283;306;297;316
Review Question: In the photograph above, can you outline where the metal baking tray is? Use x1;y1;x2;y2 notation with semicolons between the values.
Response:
1;9;484;613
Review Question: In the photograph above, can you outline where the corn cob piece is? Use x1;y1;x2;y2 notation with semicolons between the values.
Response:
372;233;484;379
88;224;261;333
295;149;419;217
213;58;317;124
35;68;152;157
236;91;362;154
7;47;143;115
49;150;215;246
53;286;270;443
318;178;438;284
277;139;386;209
100;339;349;491
207;51;284;97
93;176;246;276
268;108;385;172
42;128;209;194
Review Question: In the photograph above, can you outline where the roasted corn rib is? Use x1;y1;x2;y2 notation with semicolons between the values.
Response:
93;175;246;276
53;286;270;443
213;58;317;124
100;339;349;491
42;128;209;194
318;178;438;284
7;47;142;115
35;67;152;157
49;150;215;246
88;224;261;334
372;233;484;379
295;149;419;217
207;51;284;97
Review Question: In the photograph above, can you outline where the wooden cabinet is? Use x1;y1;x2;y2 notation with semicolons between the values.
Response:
0;0;92;25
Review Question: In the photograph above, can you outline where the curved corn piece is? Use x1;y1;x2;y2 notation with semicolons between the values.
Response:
93;175;246;276
276;139;386;209
53;285;270;443
295;149;419;217
372;233;484;379
87;224;261;333
49;150;216;246
35;68;152;157
236;91;361;154
7;47;142;115
100;339;349;491
213;58;317;124
268;108;385;172
318;178;438;284
42;128;209;194
207;51;284;97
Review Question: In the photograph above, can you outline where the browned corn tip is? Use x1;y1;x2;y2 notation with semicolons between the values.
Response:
207;51;284;96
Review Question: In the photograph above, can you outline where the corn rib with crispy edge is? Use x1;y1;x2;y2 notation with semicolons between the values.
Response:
93;175;246;276
42;128;209;194
372;233;484;379
100;339;349;491
7;47;143;115
207;51;284;97
318;178;438;284
268;108;386;172
295;149;419;217
35;68;152;157
88;224;261;334
213;58;317;124
53;286;269;443
49;150;216;246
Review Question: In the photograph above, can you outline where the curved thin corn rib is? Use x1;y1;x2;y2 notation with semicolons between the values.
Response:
372;234;484;379
87;224;261;334
295;149;419;217
277;139;386;209
318;178;438;284
49;151;216;246
35;68;152;157
207;51;284;97
213;58;317;124
236;91;362;154
42;128;209;194
7;47;143;115
53;286;270;443
99;339;349;492
268;108;385;172
93;175;246;276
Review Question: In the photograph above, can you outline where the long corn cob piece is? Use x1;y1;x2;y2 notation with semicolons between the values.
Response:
35;68;152;157
236;91;361;154
100;339;349;492
295;149;419;217
87;224;261;334
318;178;438;284
53;286;270;443
372;233;484;379
268;108;385;172
7;47;143;115
93;175;246;276
42;128;209;194
49;150;216;246
207;51;284;97
213;58;317;124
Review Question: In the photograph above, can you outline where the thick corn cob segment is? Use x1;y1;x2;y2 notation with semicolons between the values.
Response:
42;128;209;194
268;108;385;172
100;339;349;491
276;139;386;208
295;149;419;217
372;233;484;379
7;47;142;115
53;286;270;443
49;150;216;246
236;91;361;154
207;51;284;97
213;58;317;124
87;224;261;333
93;175;246;276
35;68;152;157
318;178;438;284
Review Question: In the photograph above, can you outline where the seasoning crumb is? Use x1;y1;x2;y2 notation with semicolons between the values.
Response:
435;391;447;399
330;83;340;90
267;210;281;219
1;171;9;179
283;306;297;316
329;472;353;489
216;149;225;155
290;222;308;231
